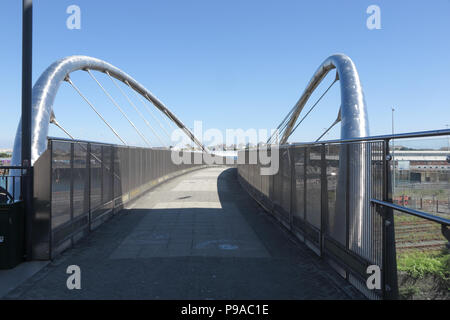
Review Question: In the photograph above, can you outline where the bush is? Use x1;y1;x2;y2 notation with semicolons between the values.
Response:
397;251;449;279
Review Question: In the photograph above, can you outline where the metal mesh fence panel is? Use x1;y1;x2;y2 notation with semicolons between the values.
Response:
51;141;72;229
73;142;88;217
237;140;389;300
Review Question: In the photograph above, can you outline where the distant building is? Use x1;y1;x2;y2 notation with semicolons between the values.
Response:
392;150;450;183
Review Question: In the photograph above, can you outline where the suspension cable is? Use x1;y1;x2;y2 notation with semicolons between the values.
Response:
143;93;178;131
271;114;294;144
65;76;127;145
106;72;167;147
267;104;298;144
51;115;75;140
127;81;173;143
284;77;339;142
86;70;151;147
315;118;340;142
143;94;199;149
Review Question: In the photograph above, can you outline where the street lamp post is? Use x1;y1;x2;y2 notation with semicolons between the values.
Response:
22;1;32;168
22;0;33;260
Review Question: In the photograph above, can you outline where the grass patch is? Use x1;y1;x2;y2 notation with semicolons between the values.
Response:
397;250;449;279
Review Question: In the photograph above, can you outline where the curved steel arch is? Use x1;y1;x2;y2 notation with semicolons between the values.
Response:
11;55;208;167
280;53;369;144
278;54;371;256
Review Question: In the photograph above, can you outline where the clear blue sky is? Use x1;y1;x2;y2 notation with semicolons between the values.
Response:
1;0;449;148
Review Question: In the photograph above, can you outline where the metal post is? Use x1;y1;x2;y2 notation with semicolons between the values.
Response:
391;107;396;197
21;0;32;168
382;139;399;299
111;146;115;212
87;143;91;231
320;144;328;256
70;143;74;235
289;147;295;228
345;144;350;251
22;0;33;261
303;148;307;223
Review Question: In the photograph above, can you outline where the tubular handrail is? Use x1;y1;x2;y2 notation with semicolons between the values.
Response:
288;128;450;148
0;166;28;170
247;128;450;151
370;199;450;227
47;136;202;153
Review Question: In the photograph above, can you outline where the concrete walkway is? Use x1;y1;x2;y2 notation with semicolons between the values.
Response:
4;167;362;299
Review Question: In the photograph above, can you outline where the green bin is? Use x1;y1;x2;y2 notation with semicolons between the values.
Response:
0;201;25;269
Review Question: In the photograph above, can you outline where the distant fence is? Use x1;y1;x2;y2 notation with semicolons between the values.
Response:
237;141;392;300
31;138;219;260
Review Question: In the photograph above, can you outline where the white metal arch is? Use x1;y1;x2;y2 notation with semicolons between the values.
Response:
11;55;208;167
280;53;370;144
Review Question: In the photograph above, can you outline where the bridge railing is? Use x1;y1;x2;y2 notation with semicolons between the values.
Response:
0;167;28;203
237;129;450;300
31;137;212;260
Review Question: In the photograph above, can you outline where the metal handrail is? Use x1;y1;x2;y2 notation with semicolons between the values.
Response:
243;128;450;151
289;128;450;147
0;166;28;202
370;199;450;227
47;136;169;149
0;166;28;170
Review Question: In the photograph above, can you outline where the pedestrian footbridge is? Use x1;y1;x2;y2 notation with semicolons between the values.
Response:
4;166;364;299
1;54;449;300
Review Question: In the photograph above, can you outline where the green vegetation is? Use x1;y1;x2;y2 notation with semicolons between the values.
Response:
397;250;449;299
0;152;11;158
397;250;449;279
399;285;420;299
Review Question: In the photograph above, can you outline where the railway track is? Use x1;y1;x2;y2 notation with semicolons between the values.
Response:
394;217;447;252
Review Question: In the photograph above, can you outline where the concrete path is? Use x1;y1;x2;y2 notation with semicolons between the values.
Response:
4;167;363;299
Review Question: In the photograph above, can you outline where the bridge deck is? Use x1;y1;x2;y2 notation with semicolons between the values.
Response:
5;167;362;299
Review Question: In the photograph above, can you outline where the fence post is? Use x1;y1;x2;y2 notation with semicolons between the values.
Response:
70;143;74;247
111;146;115;211
382;139;399;300
320;144;327;255
303;147;307;223
289;147;295;228
87;143;91;231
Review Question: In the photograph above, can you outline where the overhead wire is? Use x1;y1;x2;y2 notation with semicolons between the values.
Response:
86;70;151;147
65;76;127;145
